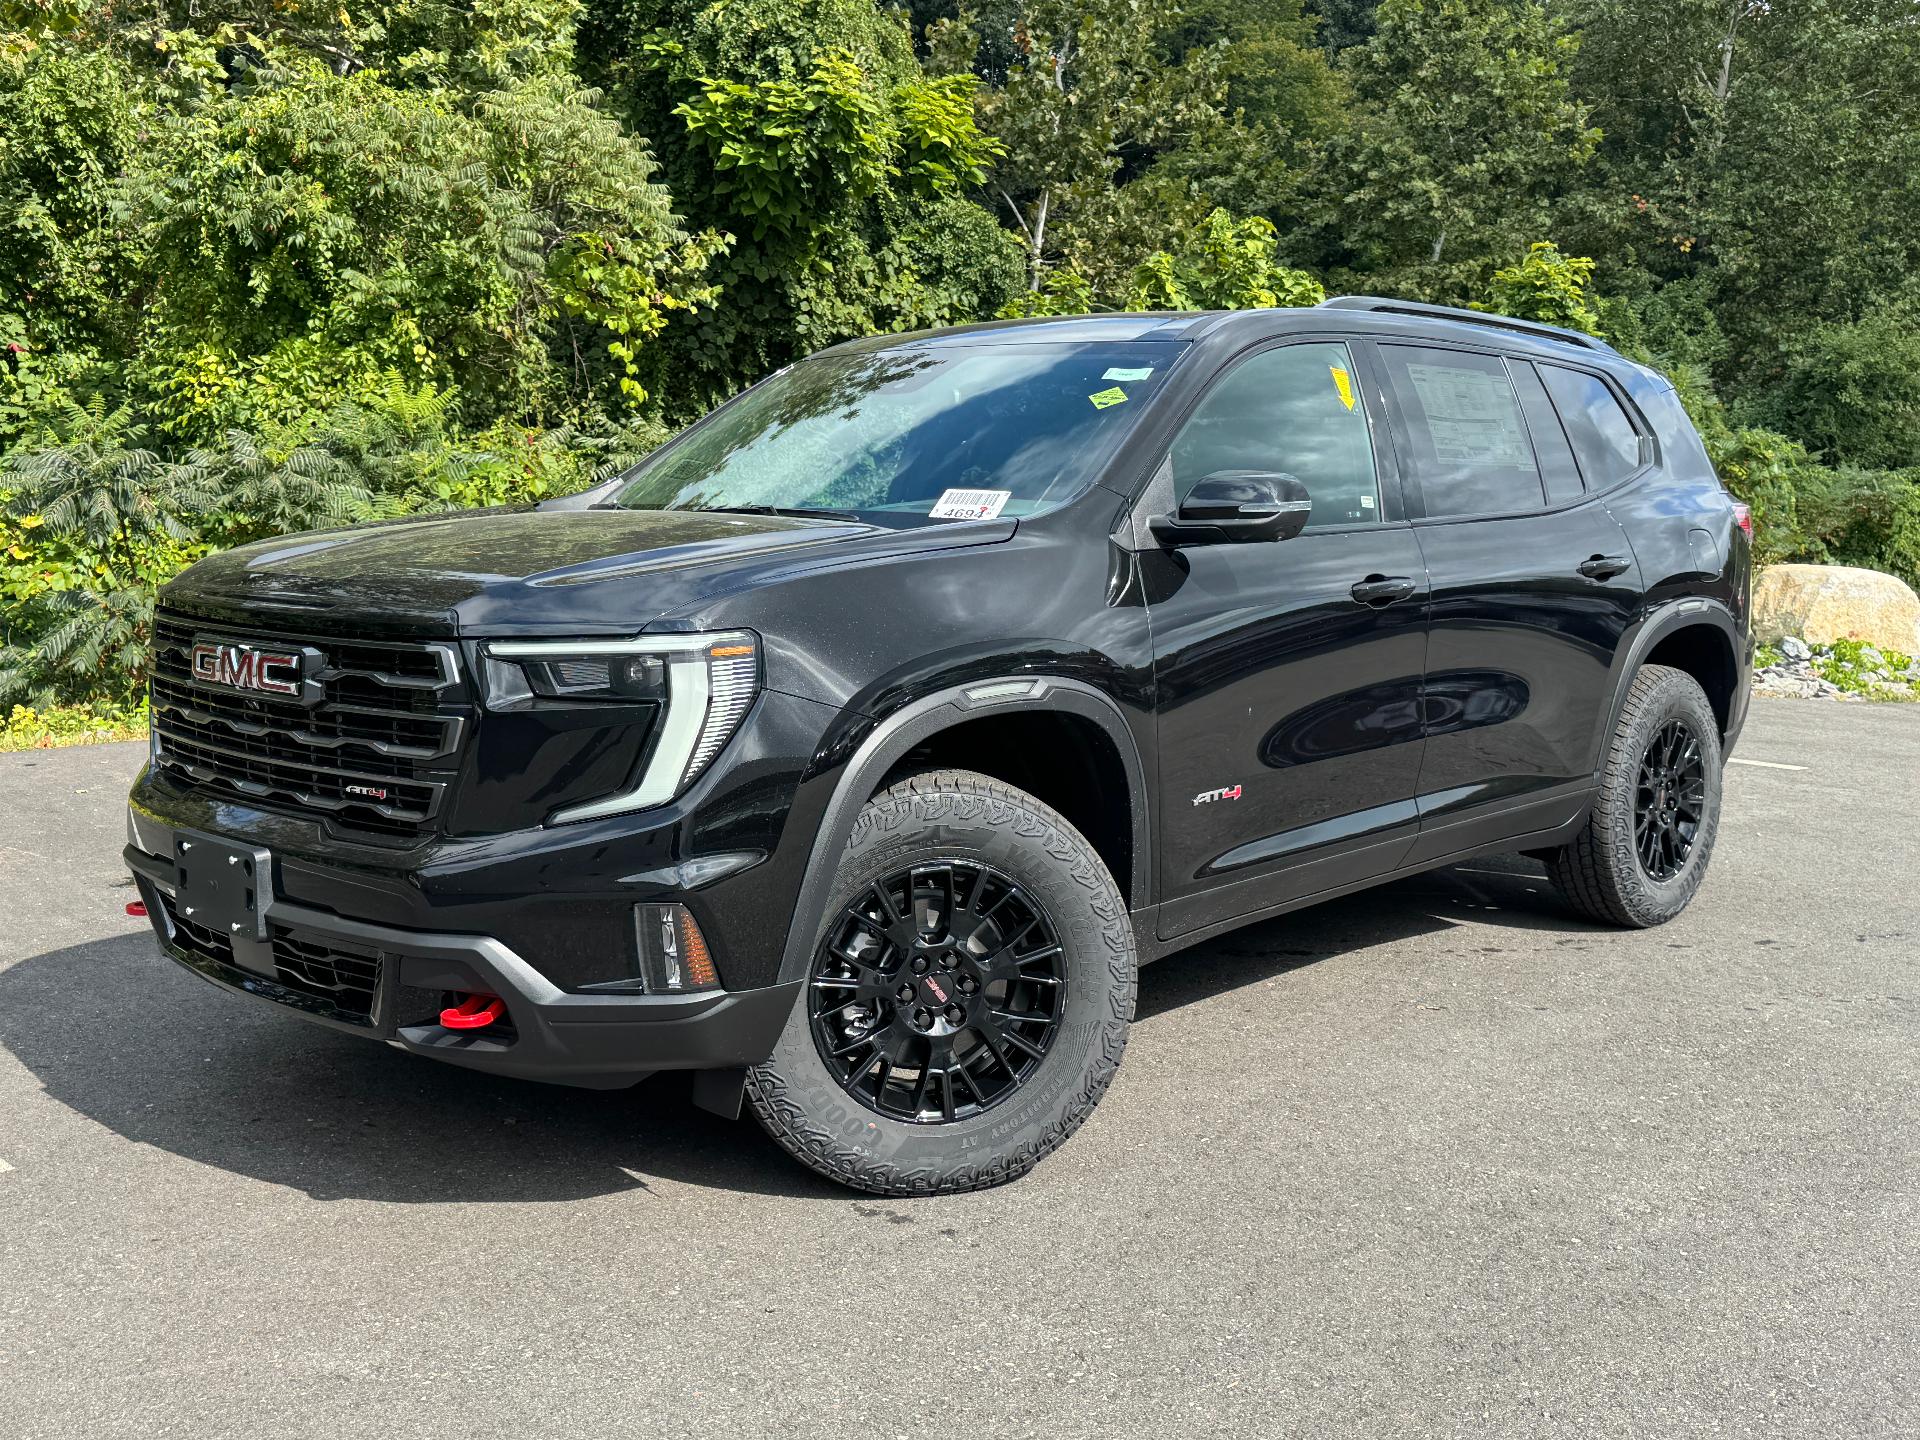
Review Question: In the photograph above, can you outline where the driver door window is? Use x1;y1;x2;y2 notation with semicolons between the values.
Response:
1170;342;1382;530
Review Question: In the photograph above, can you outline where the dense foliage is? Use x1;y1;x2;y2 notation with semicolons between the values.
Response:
5;0;1920;711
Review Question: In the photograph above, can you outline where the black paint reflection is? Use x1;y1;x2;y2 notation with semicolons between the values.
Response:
1255;669;1531;770
1258;675;1424;767
1420;669;1530;737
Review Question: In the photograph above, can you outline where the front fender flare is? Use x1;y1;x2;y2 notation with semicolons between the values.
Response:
774;677;1151;986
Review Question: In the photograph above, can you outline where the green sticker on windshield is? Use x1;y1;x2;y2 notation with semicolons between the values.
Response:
1088;386;1129;409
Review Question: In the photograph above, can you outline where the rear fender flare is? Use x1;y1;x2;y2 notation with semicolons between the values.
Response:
1594;598;1744;773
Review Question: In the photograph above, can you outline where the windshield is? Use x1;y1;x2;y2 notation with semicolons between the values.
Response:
611;342;1180;523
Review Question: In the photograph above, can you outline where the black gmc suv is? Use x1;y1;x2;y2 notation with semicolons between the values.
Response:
125;297;1751;1195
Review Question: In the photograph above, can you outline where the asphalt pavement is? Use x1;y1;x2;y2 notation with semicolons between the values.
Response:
1;698;1915;1438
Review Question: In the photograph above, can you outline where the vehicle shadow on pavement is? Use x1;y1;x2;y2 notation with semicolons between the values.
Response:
0;931;847;1203
1136;853;1591;1021
0;857;1589;1203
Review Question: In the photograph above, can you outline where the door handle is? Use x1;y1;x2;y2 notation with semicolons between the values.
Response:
1577;554;1631;580
1350;575;1419;606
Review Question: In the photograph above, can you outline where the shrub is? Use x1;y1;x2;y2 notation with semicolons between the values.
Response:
0;400;212;706
1747;309;1920;470
0;699;149;752
1785;466;1920;590
1126;211;1326;312
1483;242;1602;335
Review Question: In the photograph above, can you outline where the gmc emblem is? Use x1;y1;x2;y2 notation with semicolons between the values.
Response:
189;641;322;704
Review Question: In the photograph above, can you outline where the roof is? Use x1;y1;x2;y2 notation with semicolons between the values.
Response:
835;313;1205;352
836;296;1628;367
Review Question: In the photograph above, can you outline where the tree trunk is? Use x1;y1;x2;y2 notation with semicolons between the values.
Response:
1029;189;1051;291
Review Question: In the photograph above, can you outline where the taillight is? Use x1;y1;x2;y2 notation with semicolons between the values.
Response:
1732;502;1752;539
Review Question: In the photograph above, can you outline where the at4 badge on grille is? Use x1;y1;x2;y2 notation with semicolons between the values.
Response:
189;639;325;705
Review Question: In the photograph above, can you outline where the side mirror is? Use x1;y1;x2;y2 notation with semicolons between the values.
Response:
1150;471;1312;547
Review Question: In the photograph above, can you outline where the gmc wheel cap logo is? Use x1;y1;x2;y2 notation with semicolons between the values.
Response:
189;640;322;704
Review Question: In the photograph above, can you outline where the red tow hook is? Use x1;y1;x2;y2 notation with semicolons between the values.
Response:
440;993;506;1030
125;901;148;918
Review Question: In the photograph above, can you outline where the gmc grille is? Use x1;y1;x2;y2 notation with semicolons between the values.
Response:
150;611;467;840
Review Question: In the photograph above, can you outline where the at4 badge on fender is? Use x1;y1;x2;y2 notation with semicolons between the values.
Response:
1192;784;1242;806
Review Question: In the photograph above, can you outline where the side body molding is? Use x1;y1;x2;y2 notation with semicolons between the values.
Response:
775;677;1152;986
1594;596;1747;773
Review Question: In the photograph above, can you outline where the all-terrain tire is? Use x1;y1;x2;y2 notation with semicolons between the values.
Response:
745;769;1135;1195
1546;664;1723;927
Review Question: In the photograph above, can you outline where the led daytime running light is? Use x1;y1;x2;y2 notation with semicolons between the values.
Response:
487;632;759;822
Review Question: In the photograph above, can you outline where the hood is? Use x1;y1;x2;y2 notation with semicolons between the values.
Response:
160;507;1015;636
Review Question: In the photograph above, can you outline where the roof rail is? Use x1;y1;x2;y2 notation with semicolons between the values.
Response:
1318;295;1611;353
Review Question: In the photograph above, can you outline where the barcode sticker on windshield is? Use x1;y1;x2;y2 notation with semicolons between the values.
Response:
930;488;1012;521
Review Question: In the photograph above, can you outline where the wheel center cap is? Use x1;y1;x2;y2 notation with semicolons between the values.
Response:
918;974;953;1007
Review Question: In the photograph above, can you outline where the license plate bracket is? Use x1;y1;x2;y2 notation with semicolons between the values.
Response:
172;830;273;943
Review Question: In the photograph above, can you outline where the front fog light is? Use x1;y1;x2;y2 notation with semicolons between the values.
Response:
486;632;760;822
634;903;720;993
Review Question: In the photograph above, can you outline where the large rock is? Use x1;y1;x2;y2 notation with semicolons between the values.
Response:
1753;564;1920;655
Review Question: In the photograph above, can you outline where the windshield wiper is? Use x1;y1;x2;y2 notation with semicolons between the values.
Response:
690;505;867;523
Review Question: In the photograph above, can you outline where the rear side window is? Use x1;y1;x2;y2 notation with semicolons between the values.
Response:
1170;341;1382;530
1508;363;1585;504
1375;345;1545;518
1539;364;1643;489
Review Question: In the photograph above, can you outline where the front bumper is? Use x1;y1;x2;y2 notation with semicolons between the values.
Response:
125;837;801;1090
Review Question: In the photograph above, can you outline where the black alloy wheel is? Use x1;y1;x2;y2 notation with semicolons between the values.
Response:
808;860;1067;1124
1545;663;1722;928
1634;718;1706;880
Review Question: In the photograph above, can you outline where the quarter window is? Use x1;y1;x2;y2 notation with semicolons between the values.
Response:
1508;363;1585;504
1169;342;1382;530
1376;345;1545;518
1539;364;1644;489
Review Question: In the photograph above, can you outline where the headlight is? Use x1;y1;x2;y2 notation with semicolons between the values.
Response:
485;631;759;822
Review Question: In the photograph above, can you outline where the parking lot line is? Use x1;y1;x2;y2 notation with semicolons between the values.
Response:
1728;757;1809;771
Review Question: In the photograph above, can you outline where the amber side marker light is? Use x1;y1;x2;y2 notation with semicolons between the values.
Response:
631;902;722;993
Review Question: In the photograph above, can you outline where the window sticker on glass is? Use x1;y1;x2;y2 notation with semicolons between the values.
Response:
1329;365;1356;411
1103;367;1154;382
1087;386;1129;409
1404;362;1533;467
929;488;1012;520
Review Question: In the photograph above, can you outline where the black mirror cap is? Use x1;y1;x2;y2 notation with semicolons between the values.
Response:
1151;470;1313;546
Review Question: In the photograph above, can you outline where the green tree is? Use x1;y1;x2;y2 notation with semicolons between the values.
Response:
964;0;1224;296
1306;0;1376;54
0;44;142;442
1569;0;1920;377
583;0;1021;413
1312;0;1598;301
1122;0;1349;263
121;50;717;440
